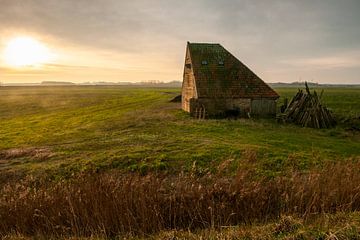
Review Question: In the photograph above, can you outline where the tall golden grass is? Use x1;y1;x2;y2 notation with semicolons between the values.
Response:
1;162;360;238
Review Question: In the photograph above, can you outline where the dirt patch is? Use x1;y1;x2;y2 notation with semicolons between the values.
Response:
0;147;54;161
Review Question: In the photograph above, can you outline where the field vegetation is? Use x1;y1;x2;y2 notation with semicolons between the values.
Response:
0;86;359;178
1;162;360;239
0;85;359;239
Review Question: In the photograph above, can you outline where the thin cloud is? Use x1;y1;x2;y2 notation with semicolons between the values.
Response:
281;54;360;70
0;0;359;83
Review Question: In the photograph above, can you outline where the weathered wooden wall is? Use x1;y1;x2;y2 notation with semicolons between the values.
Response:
181;47;196;112
251;99;277;117
189;97;277;118
189;98;251;117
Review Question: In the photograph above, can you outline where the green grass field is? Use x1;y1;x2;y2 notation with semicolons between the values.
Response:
1;85;360;239
0;86;359;178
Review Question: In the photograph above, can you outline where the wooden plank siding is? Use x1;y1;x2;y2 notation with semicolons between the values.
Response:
251;99;277;117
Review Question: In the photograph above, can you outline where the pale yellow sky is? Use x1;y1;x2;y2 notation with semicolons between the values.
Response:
0;31;181;83
1;0;360;84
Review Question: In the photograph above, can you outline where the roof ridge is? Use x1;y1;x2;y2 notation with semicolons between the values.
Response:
188;42;221;45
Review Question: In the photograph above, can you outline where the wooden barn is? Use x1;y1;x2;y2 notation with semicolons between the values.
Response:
181;42;279;118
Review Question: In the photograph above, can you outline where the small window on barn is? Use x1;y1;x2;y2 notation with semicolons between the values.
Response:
201;60;208;65
185;63;191;69
218;60;224;65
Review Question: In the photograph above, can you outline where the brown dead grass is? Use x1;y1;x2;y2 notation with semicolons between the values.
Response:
1;162;360;238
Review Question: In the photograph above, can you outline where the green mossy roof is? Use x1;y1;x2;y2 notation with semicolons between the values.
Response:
187;42;279;99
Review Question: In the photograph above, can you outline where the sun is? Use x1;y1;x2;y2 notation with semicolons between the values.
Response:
3;37;53;67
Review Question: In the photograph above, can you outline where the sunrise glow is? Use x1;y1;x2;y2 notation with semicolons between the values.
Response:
3;37;53;67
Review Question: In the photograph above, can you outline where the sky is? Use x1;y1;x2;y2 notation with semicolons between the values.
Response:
0;0;360;84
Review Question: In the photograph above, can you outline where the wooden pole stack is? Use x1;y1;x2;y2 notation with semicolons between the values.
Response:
279;82;336;129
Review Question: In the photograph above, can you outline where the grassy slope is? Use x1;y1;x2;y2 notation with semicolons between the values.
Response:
0;86;359;178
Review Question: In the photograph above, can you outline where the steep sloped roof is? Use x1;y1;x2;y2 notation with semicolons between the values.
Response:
187;42;279;99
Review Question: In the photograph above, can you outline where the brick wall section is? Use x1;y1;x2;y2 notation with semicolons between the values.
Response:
181;45;197;112
182;42;279;117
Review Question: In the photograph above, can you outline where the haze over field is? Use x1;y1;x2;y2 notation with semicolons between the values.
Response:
0;0;360;84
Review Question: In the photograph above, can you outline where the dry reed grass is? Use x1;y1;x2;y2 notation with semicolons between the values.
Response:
1;162;360;238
